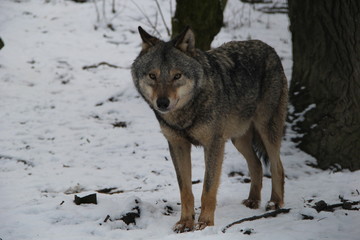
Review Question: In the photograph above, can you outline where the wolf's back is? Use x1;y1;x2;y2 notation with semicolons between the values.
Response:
196;40;285;116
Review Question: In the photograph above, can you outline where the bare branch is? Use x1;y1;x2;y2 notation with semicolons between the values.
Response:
102;0;106;22
222;208;291;233
82;62;129;70
112;0;116;13
130;0;161;36
93;0;100;22
155;0;170;36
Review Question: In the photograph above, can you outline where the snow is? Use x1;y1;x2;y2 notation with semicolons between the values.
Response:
0;0;359;239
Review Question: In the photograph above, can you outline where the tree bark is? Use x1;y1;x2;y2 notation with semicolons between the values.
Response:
288;0;360;170
171;0;227;51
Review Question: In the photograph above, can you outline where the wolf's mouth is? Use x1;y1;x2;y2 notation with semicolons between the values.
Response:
157;109;170;114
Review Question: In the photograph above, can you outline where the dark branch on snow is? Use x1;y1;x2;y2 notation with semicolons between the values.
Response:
82;62;129;70
222;208;291;233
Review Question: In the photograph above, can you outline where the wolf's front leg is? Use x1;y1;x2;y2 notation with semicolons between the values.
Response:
197;139;225;230
168;138;195;233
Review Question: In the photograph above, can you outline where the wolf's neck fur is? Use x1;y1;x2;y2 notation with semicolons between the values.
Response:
154;88;204;131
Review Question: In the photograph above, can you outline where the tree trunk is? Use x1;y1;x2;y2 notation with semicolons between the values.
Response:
171;0;227;51
288;0;360;171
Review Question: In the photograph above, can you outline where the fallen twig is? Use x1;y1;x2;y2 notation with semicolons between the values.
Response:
222;208;291;233
313;200;360;212
103;214;111;223
0;37;4;50
96;187;160;195
82;62;128;70
0;154;34;167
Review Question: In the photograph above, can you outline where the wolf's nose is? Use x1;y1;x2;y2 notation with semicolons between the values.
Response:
156;97;170;111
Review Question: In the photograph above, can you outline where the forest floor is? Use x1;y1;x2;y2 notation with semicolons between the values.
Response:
0;0;359;239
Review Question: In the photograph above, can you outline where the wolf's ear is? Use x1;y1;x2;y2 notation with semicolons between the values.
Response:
174;26;196;56
138;26;160;52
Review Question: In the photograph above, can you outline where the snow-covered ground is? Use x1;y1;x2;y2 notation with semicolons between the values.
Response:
0;0;359;239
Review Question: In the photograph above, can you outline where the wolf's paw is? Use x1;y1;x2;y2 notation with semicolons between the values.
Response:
265;201;283;211
242;199;260;209
195;221;212;231
173;219;194;233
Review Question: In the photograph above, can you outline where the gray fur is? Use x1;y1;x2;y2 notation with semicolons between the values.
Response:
131;26;288;232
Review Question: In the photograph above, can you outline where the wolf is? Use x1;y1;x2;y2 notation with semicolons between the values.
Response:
131;26;288;232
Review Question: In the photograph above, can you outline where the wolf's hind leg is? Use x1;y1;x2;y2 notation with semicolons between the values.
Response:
255;122;285;210
168;138;195;233
256;59;287;210
232;128;263;209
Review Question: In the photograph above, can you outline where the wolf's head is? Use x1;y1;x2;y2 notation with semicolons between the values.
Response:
131;27;204;114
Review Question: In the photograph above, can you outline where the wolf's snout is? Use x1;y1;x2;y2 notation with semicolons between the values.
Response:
156;97;170;111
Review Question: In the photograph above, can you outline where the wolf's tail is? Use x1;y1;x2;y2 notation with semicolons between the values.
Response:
252;130;269;166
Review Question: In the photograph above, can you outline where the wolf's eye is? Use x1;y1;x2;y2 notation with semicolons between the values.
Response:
173;73;182;80
149;73;156;80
